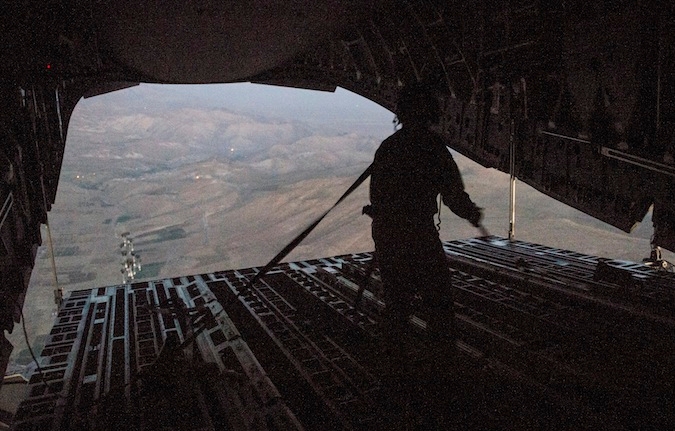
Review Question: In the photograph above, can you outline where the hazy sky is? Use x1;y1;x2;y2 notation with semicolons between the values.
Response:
105;82;396;137
77;82;671;262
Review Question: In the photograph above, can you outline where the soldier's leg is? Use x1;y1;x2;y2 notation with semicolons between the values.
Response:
421;246;457;343
415;252;459;429
378;252;415;368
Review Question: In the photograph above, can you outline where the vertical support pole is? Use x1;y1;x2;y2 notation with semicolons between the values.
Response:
41;175;62;309
32;87;63;308
55;86;65;143
45;218;62;308
508;119;516;242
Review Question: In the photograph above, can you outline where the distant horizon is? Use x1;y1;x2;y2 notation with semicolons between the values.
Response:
79;82;396;138
7;81;672;373
72;82;672;263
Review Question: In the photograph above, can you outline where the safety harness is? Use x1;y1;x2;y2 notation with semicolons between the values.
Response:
239;164;373;296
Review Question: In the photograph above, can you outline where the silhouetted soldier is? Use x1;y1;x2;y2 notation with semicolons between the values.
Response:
366;81;483;358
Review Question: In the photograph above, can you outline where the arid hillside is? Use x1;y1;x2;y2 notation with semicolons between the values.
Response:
7;84;669;372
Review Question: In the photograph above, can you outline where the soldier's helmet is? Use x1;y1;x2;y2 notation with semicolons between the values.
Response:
395;81;441;126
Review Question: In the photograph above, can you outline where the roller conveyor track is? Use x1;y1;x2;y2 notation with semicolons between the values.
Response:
261;245;675;429
441;238;675;429
12;237;675;430
206;269;384;430
210;250;673;429
444;236;675;319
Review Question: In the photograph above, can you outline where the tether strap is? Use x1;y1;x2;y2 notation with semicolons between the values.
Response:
240;164;373;296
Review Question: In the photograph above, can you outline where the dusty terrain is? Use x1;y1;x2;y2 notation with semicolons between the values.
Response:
7;84;670;372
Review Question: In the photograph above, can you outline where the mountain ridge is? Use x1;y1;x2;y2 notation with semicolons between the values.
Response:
7;84;670;373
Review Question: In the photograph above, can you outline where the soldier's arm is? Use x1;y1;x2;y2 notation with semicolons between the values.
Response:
438;145;482;226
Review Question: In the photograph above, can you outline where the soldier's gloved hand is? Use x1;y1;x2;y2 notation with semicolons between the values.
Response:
469;207;483;228
477;224;490;237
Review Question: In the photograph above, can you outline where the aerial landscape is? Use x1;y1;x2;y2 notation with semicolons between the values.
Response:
7;83;671;372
